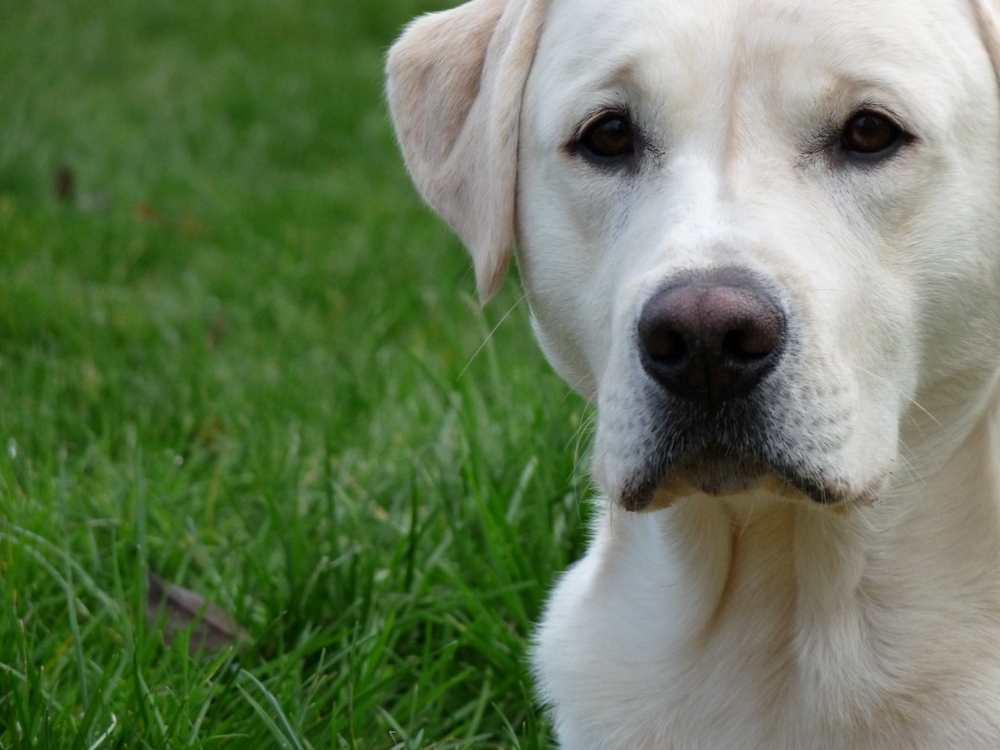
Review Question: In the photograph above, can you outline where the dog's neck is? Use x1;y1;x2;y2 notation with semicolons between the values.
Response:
539;407;1000;745
598;403;1000;699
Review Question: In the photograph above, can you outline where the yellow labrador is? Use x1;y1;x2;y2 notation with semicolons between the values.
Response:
387;0;1000;747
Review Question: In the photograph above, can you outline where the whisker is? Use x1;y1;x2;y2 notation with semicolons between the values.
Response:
457;292;528;380
854;364;941;429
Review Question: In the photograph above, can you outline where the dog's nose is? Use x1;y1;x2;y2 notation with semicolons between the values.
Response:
637;270;785;401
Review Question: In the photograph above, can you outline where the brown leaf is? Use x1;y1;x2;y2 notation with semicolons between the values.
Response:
134;201;162;224
147;571;250;654
176;212;209;238
54;165;75;203
206;311;228;351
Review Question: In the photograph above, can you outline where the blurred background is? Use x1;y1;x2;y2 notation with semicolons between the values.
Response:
0;0;590;747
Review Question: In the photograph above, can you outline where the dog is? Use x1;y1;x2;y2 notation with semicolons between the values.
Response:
387;0;1000;746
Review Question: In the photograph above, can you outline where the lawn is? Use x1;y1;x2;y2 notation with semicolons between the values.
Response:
0;1;592;747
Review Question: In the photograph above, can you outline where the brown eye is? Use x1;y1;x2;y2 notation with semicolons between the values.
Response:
579;113;635;161
841;111;902;155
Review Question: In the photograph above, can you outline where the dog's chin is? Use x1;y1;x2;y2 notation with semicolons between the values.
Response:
617;450;861;512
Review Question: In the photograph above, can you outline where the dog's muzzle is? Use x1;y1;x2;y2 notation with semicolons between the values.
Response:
620;267;844;510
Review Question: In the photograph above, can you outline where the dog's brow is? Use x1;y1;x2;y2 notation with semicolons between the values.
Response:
558;50;646;96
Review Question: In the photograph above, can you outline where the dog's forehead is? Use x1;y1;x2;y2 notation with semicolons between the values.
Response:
541;0;975;58
534;0;991;117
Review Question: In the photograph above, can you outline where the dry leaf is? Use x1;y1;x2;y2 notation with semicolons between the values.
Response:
54;165;75;203
176;212;209;238
206;311;228;351
134;201;162;224
147;571;250;654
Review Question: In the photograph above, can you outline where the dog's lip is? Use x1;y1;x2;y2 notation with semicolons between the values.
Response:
618;449;855;512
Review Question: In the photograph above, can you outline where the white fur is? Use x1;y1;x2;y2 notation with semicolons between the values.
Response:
388;0;1000;746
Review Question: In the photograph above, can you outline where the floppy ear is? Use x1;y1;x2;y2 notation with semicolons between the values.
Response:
386;0;546;302
973;0;1000;80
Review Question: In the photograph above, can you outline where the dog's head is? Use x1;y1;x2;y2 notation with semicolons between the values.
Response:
388;0;1000;510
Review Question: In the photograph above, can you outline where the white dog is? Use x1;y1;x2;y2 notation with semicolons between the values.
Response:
387;0;1000;746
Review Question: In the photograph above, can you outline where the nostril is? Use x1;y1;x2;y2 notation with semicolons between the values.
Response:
644;329;688;365
722;330;754;363
722;323;780;363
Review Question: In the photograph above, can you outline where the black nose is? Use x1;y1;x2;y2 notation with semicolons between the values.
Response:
637;269;786;402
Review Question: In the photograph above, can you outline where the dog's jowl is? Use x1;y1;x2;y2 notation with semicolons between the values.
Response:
387;0;1000;747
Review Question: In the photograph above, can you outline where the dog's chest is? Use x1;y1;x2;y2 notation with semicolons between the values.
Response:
534;504;1000;749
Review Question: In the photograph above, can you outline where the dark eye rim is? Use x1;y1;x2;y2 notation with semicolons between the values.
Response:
835;108;912;162
569;108;639;166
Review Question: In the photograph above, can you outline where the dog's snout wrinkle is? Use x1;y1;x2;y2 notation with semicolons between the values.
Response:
638;270;786;401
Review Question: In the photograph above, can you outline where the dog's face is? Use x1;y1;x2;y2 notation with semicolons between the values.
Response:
515;0;1000;509
388;0;1000;511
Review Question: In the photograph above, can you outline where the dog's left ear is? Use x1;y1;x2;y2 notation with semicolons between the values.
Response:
973;0;1000;79
386;0;547;302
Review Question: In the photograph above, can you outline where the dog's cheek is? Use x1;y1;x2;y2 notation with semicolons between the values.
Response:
516;155;629;397
909;255;1000;425
905;189;1000;400
880;180;1000;458
529;312;600;400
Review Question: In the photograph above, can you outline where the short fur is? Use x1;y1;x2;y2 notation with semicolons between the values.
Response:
388;0;1000;747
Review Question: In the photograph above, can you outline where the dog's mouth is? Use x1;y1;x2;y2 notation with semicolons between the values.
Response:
604;348;886;512
616;444;862;512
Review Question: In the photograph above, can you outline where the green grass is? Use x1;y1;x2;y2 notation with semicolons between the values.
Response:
0;1;592;746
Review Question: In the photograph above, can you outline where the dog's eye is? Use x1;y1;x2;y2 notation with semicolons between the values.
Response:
840;111;902;155
579;113;636;161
